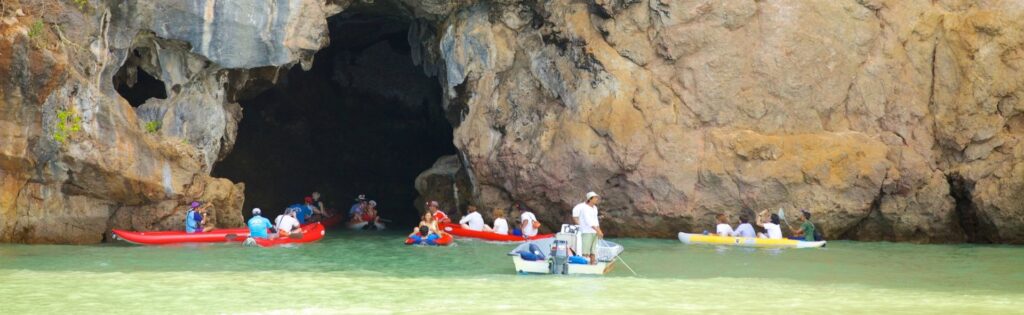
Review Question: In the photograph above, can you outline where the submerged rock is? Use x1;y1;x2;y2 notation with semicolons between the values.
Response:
3;0;1024;243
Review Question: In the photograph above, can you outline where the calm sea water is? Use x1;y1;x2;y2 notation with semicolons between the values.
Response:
1;231;1022;314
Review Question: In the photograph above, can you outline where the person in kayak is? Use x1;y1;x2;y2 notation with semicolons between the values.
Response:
574;191;603;265
409;211;444;243
286;196;319;225
755;209;783;239
520;207;540;238
310;192;329;221
276;208;303;237
359;200;380;225
426;200;450;223
459;204;488;231
247;208;277;239
185;201;213;233
791;210;818;241
732;214;756;238
350;194;369;220
491;208;509;235
714;213;734;236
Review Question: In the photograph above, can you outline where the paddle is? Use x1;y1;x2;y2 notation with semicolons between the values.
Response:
778;208;794;230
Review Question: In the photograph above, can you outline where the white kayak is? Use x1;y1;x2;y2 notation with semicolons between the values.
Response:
346;221;386;231
678;232;826;248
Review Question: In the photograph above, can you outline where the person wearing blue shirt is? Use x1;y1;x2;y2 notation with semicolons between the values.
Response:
286;196;319;225
184;201;208;233
349;194;368;219
247;208;276;239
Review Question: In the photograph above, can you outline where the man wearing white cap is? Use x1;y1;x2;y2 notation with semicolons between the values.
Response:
572;191;603;265
247;208;276;239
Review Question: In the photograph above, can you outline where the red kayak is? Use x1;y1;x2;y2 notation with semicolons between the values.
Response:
439;223;553;242
404;233;454;246
254;223;325;247
112;227;250;245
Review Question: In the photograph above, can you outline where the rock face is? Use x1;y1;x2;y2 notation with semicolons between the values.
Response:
431;0;1024;243
3;0;1024;243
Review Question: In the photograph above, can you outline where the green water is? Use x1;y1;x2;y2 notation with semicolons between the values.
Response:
1;232;1022;314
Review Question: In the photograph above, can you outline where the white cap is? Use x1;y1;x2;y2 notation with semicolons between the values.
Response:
369;200;377;206
586;191;599;200
252;208;262;215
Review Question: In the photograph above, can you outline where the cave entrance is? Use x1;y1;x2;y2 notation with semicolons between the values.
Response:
112;48;168;107
212;12;455;228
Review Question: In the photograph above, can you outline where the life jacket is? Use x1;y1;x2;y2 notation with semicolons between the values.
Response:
184;209;199;231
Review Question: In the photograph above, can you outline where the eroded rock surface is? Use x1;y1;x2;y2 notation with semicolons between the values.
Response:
3;0;1024;243
431;0;1024;243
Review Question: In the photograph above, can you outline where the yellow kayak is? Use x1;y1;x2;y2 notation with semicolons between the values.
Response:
677;232;826;248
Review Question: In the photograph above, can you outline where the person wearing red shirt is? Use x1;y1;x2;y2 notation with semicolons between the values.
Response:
426;200;450;223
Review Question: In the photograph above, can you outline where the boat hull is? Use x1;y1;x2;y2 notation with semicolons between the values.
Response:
511;256;615;275
253;223;326;247
677;232;826;248
347;221;386;231
404;233;454;246
112;228;250;245
439;223;552;242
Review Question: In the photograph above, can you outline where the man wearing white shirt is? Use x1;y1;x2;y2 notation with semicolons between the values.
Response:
520;210;539;237
572;191;603;265
459;205;487;231
275;209;302;237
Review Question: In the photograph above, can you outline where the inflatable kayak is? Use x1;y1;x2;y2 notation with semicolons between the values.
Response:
439;223;552;242
677;232;826;248
404;233;454;246
112;227;250;245
253;223;326;247
347;221;386;231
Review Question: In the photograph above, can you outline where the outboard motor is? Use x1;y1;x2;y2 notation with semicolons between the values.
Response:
551;232;573;274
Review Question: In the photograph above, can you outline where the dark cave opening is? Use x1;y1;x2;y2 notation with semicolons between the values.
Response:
946;173;989;243
212;13;455;228
112;49;168;107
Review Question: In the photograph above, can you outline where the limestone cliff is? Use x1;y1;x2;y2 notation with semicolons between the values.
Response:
2;0;1023;244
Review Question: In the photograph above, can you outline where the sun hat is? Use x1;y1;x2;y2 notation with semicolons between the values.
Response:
585;191;599;200
191;201;201;208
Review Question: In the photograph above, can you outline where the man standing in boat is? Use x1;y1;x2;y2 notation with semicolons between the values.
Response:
573;192;604;265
